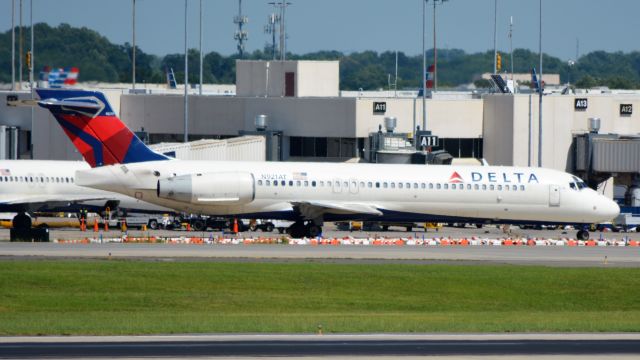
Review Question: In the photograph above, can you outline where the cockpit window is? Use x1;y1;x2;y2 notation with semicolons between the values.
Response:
570;176;588;190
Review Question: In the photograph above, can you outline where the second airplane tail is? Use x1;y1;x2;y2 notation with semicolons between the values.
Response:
36;89;170;168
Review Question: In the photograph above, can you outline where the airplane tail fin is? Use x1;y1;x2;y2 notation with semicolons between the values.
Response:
35;89;170;168
531;67;541;93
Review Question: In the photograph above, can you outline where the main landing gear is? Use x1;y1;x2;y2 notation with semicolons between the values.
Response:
576;229;590;241
287;221;322;238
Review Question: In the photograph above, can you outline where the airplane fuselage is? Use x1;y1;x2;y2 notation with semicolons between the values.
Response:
76;160;620;225
0;160;171;214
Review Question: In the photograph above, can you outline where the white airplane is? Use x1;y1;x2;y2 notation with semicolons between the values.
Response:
0;159;172;223
34;89;620;239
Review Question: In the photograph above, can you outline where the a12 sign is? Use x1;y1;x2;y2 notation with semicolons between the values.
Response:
620;104;633;116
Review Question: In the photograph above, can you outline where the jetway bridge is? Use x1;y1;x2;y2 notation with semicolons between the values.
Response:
573;131;640;207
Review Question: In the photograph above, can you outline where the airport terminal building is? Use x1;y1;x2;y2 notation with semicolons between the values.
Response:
1;60;640;198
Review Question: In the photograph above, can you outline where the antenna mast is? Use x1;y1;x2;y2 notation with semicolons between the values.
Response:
264;8;280;60
234;0;248;57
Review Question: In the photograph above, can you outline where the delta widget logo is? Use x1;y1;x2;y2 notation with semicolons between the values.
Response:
449;171;464;183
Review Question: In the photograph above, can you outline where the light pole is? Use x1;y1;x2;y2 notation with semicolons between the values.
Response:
184;0;189;143
421;0;426;131
29;0;33;91
538;0;542;167
492;0;497;74
132;0;136;90
18;0;22;89
509;16;513;80
430;0;448;92
199;0;203;95
11;0;15;90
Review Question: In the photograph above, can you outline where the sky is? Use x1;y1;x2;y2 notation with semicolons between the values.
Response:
1;0;639;60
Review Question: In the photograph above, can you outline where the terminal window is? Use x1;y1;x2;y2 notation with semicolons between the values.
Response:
290;137;363;158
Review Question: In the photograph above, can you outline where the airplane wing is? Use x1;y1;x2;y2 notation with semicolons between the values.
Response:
0;194;111;205
292;201;383;220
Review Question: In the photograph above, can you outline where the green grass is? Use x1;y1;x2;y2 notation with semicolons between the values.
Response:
0;260;639;335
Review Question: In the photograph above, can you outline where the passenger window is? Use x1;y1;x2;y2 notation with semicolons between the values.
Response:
296;180;301;186
467;184;471;190
40;177;44;182
474;184;479;190
406;183;410;189
429;183;434;189
289;180;294;186
520;185;525;191
414;183;418;189
512;185;517;191
360;181;365;188
482;184;487;190
383;182;388;188
398;183;403;189
320;181;325;187
273;180;278;187
304;181;309;187
280;180;285;186
444;184;449;190
375;182;380;188
421;183;425;189
336;181;341;188
258;180;263;185
343;181;348;187
312;181;316;187
20;176;24;182
436;184;441;189
490;185;495;190
497;185;502;191
505;185;509;191
368;182;373;188
391;182;395;189
327;181;332;187
266;180;271;186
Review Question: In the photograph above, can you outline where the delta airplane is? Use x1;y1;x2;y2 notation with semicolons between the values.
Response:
34;89;619;239
0;160;171;223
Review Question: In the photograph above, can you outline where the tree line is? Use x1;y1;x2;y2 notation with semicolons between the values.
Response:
1;23;639;90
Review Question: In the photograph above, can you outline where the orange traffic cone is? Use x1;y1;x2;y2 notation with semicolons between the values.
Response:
104;220;109;232
233;218;239;233
93;219;99;232
80;218;86;232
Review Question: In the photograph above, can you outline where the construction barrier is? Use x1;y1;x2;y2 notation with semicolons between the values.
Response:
48;235;640;248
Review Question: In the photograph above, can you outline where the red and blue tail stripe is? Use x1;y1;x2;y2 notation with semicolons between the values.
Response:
36;89;170;168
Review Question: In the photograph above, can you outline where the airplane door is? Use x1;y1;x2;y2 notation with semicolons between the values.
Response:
549;185;560;207
332;179;342;194
349;179;359;194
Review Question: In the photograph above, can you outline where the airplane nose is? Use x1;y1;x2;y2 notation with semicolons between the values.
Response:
598;197;620;221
